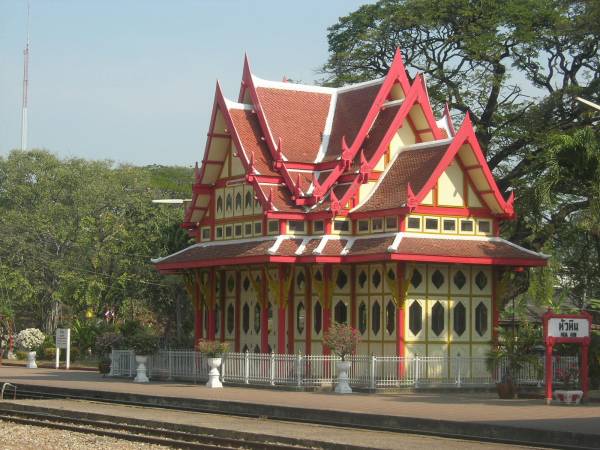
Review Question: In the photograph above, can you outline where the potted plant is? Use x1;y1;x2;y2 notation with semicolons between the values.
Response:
196;339;229;388
323;323;360;394
127;329;159;383
554;360;583;405
95;331;121;377
15;328;45;369
486;323;540;399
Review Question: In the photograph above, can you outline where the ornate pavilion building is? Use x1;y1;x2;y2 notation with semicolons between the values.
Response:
153;50;547;359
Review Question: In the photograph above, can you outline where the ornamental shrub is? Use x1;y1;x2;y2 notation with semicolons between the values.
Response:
196;339;229;358
323;323;360;361
15;328;45;351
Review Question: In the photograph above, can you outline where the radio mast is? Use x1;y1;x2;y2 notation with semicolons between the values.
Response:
20;0;30;151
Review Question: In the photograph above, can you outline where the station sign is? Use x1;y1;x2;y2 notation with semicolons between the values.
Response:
547;317;589;339
56;328;70;349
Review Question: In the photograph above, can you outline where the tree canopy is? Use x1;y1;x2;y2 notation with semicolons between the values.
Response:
0;150;194;343
322;0;600;307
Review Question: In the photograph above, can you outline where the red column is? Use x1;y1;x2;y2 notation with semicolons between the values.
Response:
287;272;295;354
277;265;286;354
545;341;554;404
261;267;269;353
322;265;332;356
193;279;202;344
350;265;357;329
492;268;499;343
582;341;590;401
234;270;241;352
207;268;216;341
220;271;226;343
305;266;312;355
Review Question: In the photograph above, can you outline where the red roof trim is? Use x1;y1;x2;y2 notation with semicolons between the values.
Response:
410;114;513;217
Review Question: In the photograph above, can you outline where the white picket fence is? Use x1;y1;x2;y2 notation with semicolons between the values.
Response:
110;350;578;389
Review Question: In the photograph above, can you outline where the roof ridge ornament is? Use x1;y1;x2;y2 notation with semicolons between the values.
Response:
194;161;200;182
506;191;516;219
274;137;283;170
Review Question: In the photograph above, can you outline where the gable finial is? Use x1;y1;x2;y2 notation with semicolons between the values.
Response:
359;150;369;183
312;172;322;200
506;190;516;219
267;187;274;211
341;135;352;170
194;161;200;181
330;189;341;214
407;183;418;209
294;174;303;199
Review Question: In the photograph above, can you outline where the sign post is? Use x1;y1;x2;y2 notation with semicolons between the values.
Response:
55;328;71;370
543;311;591;404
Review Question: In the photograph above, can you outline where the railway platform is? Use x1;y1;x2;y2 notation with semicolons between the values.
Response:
0;366;598;449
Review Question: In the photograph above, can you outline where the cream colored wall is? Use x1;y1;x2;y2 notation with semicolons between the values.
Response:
239;270;261;353
437;162;464;207
467;184;483;207
404;263;493;362
215;183;262;221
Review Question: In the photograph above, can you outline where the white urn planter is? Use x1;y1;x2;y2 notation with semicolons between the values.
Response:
553;390;583;405
133;355;150;383
335;360;352;394
25;351;37;369
206;357;223;388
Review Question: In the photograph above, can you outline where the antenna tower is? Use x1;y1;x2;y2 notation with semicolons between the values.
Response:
20;0;30;151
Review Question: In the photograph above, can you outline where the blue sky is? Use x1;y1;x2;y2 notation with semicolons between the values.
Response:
0;0;368;166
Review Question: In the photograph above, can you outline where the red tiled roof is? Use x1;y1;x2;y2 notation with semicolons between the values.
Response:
228;108;277;176
361;104;401;161
324;83;382;161
395;237;547;262
256;87;331;162
355;143;450;212
349;237;395;255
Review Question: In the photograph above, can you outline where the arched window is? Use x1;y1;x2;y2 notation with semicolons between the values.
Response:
475;302;488;336
235;192;242;211
431;301;444;336
314;301;322;334
245;191;253;209
386;300;395;335
334;300;347;324
371;301;381;335
227;303;234;334
254;304;261;333
226;193;232;211
296;303;305;334
358;302;367;334
242;303;250;334
453;302;466;336
216;196;223;214
409;301;422;335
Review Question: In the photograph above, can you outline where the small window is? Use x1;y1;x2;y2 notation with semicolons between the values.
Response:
225;225;233;238
268;220;279;235
442;218;457;233
216;226;223;240
288;220;306;234
226;193;233;212
334;300;348;325
254;221;262;235
314;301;322;334
216;196;223;214
201;227;211;241
244;223;252;236
245;191;253;209
296;303;305;334
333;219;350;233
372;218;383;232
358;302;367;334
460;219;474;233
254;304;261;333
385;216;398;231
227;304;234;335
242;303;249;334
407;216;421;231
409;301;423;335
357;219;370;233
371;301;381;335
312;220;324;233
477;220;491;234
424;217;439;232
234;224;243;237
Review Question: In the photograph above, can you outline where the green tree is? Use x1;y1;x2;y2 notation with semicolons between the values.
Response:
322;0;600;305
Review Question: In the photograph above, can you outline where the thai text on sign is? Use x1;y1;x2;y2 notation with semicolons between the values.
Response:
547;318;589;339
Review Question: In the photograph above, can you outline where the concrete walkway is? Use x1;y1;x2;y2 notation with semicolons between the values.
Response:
0;366;598;448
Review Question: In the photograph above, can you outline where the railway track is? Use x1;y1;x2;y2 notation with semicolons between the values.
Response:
0;408;317;450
